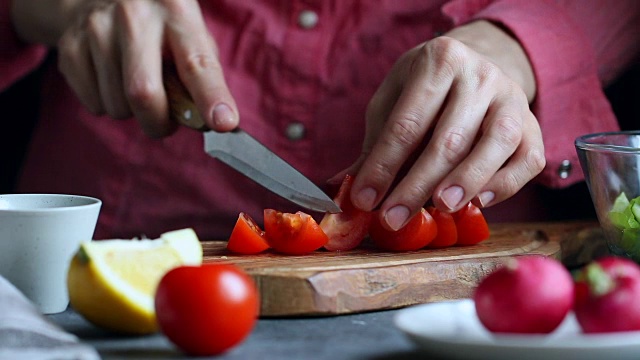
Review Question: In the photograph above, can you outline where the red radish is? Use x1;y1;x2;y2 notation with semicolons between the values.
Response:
473;255;574;334
593;256;640;278
574;256;640;333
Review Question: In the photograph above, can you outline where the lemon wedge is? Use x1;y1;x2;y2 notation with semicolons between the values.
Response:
67;228;203;335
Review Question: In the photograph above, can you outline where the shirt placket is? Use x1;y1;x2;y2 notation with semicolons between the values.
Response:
270;1;327;165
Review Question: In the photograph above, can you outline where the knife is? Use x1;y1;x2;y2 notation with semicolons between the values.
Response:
163;65;341;213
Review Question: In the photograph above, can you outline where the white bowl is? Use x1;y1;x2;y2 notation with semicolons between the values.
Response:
0;194;101;314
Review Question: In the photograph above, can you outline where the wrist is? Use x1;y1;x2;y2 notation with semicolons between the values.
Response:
445;20;537;103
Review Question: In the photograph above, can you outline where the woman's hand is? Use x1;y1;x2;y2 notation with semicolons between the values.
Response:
347;20;545;231
11;0;238;137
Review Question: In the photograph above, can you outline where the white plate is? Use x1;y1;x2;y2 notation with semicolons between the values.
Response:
394;299;640;360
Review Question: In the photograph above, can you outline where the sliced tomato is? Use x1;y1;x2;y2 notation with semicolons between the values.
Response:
369;207;437;251
320;174;373;251
227;212;270;254
263;209;328;255
426;206;458;248
452;202;490;246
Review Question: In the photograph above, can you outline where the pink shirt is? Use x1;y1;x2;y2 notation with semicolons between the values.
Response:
1;0;638;240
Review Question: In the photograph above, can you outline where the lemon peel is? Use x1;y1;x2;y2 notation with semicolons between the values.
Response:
67;228;202;335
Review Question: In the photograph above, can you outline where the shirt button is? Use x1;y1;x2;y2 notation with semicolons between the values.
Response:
557;159;572;179
285;122;306;141
298;10;319;29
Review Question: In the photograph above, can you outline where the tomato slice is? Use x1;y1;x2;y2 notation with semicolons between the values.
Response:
452;202;490;246
263;209;328;254
320;174;372;251
426;206;458;248
227;212;270;254
369;207;437;251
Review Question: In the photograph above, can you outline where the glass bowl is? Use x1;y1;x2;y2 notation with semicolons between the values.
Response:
576;130;640;262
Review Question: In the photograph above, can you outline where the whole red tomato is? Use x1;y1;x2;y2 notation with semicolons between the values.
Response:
473;255;574;334
321;174;373;251
264;209;328;254
574;256;640;333
155;264;259;356
369;208;437;251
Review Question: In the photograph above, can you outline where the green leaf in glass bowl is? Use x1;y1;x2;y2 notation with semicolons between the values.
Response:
608;192;640;230
608;192;640;261
620;228;640;262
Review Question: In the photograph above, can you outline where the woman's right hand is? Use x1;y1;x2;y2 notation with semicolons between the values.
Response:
12;0;238;137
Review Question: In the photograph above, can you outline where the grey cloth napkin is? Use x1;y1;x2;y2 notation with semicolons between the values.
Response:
0;275;100;360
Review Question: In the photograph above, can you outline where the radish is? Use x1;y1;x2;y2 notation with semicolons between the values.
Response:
473;255;574;333
574;256;640;333
593;255;640;278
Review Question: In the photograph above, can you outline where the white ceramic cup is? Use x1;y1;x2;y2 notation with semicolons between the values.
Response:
0;194;101;314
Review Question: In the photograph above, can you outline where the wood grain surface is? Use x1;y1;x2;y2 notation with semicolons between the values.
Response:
202;221;608;317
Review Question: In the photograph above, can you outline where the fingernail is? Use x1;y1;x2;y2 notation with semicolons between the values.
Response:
212;103;235;129
355;187;377;210
476;191;495;208
384;205;410;231
441;186;464;211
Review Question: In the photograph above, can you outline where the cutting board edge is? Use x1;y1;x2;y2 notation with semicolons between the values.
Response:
258;241;560;317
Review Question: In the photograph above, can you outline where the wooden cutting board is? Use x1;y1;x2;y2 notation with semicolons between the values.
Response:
202;221;608;317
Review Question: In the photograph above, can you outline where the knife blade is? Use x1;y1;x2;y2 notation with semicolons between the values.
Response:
163;65;341;213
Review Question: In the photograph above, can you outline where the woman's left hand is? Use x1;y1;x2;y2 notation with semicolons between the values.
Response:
342;21;545;231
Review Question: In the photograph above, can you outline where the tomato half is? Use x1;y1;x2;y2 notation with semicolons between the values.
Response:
227;212;270;254
263;209;328;254
369;208;437;251
154;264;259;356
320;174;373;251
452;202;490;246
426;206;458;248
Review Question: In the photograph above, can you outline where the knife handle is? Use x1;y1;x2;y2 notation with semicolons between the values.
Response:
163;63;208;131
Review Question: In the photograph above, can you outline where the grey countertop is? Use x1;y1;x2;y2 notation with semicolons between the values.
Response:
47;307;427;360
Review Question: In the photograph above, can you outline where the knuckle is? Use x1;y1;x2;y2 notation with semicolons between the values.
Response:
114;0;144;29
386;113;423;149
85;11;109;39
159;0;188;14
433;127;468;165
527;148;547;174
492;115;522;150
126;77;161;110
182;52;220;77
474;61;500;89
160;0;194;17
369;159;396;182
424;37;465;77
498;172;521;197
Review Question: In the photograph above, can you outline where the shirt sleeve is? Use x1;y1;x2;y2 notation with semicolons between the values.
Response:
442;0;640;189
0;0;48;91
